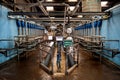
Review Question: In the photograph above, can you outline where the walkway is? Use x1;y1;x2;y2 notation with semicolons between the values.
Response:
53;48;65;76
0;48;120;80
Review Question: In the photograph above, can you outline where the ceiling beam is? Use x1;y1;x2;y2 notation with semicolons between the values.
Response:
71;0;81;16
25;18;91;22
8;11;108;16
1;2;70;8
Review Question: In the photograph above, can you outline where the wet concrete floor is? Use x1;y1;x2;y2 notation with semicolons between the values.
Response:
0;48;120;80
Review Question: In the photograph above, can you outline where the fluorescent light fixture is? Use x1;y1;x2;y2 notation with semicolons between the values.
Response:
78;15;83;18
50;17;55;19
44;30;48;33
50;25;56;30
56;36;63;41
66;17;72;19
70;6;75;11
101;1;108;7
48;36;53;40
46;0;53;2
46;6;54;11
68;0;77;2
70;17;72;19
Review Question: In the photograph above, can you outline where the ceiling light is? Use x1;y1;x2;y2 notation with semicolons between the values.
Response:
70;17;72;19
78;15;83;18
66;17;72;19
46;6;54;11
46;0;53;2
101;1;108;7
70;6;75;11
50;17;55;19
68;0;77;2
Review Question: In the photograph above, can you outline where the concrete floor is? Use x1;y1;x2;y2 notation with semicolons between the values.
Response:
0;48;120;80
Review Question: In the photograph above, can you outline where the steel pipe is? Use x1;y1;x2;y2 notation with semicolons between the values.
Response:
8;12;108;16
66;64;78;75
71;0;81;16
40;63;52;74
25;18;91;22
2;2;69;7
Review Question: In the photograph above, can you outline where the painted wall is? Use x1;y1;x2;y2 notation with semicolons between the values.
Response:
0;5;44;64
101;6;120;66
0;5;18;64
74;5;120;66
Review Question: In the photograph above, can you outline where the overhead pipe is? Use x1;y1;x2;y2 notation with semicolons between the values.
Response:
105;3;120;12
75;12;107;16
63;6;67;36
37;0;57;23
37;0;49;16
50;2;69;23
43;3;70;6
8;12;107;16
25;18;91;22
37;0;54;24
4;2;70;8
71;0;81;16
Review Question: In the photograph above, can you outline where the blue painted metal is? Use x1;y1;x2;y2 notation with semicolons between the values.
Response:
74;6;120;66
101;6;120;66
75;20;102;30
16;20;21;27
88;23;92;28
94;21;98;28
97;20;102;27
75;22;93;30
0;5;18;64
21;21;25;27
0;5;45;64
27;22;30;28
16;20;45;30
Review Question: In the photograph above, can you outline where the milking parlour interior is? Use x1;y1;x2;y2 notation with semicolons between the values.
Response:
0;0;120;80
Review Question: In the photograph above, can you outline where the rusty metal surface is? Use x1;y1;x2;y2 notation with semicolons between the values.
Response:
0;48;120;80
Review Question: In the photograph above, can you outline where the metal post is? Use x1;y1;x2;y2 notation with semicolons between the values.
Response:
63;7;67;36
17;48;19;61
65;47;68;75
92;21;95;36
77;44;79;65
51;45;54;75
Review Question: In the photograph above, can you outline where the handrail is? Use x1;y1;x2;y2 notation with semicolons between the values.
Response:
40;44;52;48
102;40;119;42
0;39;15;41
39;48;50;54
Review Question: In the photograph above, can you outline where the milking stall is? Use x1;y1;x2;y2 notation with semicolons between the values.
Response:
0;0;120;80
